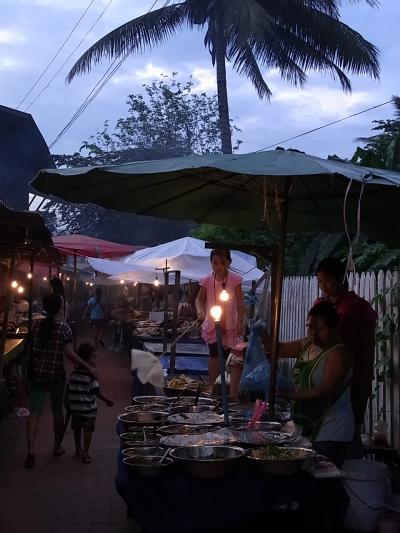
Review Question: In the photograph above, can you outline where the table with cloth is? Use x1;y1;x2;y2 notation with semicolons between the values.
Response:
115;422;349;533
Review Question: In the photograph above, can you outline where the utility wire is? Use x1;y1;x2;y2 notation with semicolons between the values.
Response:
25;0;113;112
49;0;172;149
255;99;394;152
17;0;97;110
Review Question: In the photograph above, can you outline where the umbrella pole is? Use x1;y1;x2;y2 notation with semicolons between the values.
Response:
268;178;291;420
163;271;169;355
169;270;181;374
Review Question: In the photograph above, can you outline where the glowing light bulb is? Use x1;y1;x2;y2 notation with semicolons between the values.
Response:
27;272;33;280
89;283;94;287
133;281;138;287
210;305;223;322
154;276;160;287
120;279;125;285
66;277;70;281
219;289;230;302
11;280;18;289
17;286;24;294
43;276;47;282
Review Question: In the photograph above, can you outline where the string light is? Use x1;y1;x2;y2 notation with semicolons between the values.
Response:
120;279;125;285
17;286;25;294
66;277;70;281
219;282;230;302
43;276;47;282
11;281;18;289
133;281;138;287
89;282;94;287
154;276;160;287
27;272;33;280
210;305;223;322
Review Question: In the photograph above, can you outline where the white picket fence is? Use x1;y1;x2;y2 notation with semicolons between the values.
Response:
279;271;400;450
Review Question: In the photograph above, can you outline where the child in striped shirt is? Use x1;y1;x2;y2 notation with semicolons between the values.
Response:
66;343;113;463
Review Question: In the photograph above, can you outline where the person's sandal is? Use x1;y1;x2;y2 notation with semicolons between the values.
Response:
82;455;92;464
24;453;35;469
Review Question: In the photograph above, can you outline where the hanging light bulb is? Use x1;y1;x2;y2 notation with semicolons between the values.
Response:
120;279;125;285
43;276;47;282
219;282;230;302
17;286;25;294
154;276;160;287
66;277;70;281
27;272;33;280
89;283;94;287
133;281;138;287
11;280;18;289
210;305;223;322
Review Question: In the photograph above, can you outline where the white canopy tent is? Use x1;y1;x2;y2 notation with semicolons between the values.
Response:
88;237;264;283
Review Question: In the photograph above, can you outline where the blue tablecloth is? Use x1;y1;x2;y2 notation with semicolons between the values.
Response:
115;422;349;533
159;355;208;374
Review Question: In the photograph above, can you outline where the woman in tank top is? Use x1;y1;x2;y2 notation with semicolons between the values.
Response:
264;301;354;466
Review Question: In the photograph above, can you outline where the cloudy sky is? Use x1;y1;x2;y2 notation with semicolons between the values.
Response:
1;0;399;159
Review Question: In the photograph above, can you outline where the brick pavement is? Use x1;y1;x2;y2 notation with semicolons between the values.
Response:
0;334;141;533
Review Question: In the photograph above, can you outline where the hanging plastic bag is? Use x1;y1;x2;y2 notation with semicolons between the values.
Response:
238;320;271;402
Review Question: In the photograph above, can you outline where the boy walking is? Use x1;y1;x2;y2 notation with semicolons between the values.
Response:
66;343;113;463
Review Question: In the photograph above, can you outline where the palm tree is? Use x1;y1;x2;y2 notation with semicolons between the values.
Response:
68;0;380;154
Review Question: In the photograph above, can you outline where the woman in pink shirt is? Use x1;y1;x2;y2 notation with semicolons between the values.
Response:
196;249;244;386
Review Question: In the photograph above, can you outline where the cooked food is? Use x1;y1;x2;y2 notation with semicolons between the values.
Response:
165;375;211;393
249;446;309;461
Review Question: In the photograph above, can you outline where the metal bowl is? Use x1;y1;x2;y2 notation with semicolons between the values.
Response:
132;395;172;405
122;446;163;457
182;405;216;414
124;404;166;412
120;428;157;447
170;445;244;479
123;455;173;478
168;396;215;407
245;446;316;476
157;424;215;437
118;411;168;429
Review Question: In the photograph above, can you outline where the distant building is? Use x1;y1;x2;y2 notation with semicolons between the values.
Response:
0;105;54;210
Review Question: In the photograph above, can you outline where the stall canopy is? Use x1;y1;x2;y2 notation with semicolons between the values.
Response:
52;234;143;258
88;237;264;283
32;149;400;247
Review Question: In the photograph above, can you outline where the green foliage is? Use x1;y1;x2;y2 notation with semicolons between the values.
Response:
350;96;400;171
46;75;243;242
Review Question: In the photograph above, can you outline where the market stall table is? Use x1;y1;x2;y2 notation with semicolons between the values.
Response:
114;422;349;533
3;338;26;366
143;342;209;356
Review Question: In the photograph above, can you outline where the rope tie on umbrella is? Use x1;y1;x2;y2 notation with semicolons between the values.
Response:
343;178;366;277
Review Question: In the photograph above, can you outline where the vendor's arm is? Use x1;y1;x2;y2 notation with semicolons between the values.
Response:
64;343;99;379
263;332;303;359
284;346;351;401
235;284;245;336
195;287;207;321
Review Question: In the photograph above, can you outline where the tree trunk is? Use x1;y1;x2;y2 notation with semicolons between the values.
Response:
214;31;232;154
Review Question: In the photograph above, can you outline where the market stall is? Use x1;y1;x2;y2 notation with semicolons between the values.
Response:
114;397;348;533
0;202;57;416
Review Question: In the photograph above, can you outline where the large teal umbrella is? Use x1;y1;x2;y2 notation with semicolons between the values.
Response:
31;149;400;417
32;149;400;247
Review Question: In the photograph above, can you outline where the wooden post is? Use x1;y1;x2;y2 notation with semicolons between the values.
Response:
0;239;17;376
27;249;35;335
268;178;291;420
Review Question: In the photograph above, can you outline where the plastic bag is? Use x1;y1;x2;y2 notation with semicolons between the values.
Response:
130;349;164;391
238;320;271;402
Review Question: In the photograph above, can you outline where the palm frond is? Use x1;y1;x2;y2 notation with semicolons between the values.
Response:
226;40;272;100
67;3;188;82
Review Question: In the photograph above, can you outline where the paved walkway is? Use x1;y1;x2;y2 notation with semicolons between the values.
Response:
0;334;141;533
